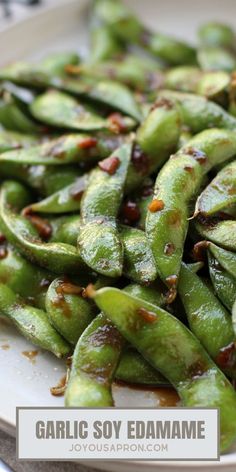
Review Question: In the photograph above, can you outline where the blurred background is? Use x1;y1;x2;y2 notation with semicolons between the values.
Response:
0;0;57;26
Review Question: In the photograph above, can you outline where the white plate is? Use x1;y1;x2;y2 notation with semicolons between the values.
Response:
1;1;236;470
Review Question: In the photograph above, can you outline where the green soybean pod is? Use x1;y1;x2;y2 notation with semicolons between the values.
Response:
195;161;236;216
208;251;236;311
93;286;236;452
158;90;236;132
0;283;70;358
93;0;196;65
0;130;37;153
89;25;124;63
198;47;236;72
49;215;81;246
178;263;235;377
0;243;53;309
45;277;96;345
65;313;124;407
146;128;236;287
30;90;135;132
0;181;86;274
0;133;123;166
232;300;236;336
0;98;39;134
28;175;89;214
136;99;181;169
196;219;236;251
120;225;157;284
78;143;132;277
198;22;235;49
208;243;236;278
115;349;169;386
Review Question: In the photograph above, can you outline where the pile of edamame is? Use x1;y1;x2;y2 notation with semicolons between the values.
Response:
1;0;236;453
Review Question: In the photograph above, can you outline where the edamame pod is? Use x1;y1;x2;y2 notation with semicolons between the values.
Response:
178;263;235;377
78;144;132;277
198;47;236;72
93;286;236;452
0;133;123;166
0;181;87;274
208;243;236;278
146;129;236;287
198;22;235;49
0;243;53;309
195;161;236;216
0;130;37;153
196;218;236;251
27;175;89;214
30;90;135;132
0;284;70;357
115;349;169;386
158;90;236;132
46;277;96;345
208;252;236;311
94;0;196;65
120;225;157;284
65;313;124;407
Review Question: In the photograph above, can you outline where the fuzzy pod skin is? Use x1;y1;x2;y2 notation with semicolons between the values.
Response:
0;283;70;357
208;252;236;311
1;60;142;122
65;280;169;406
25;166;79;197
165;67;230;105
0;52;80;83
136;99;181;167
126;101;181;192
146;128;236;286
58;78;143;122
28;175;89;214
198;47;236;72
93;0;196;65
177;129;193;149
146;152;203;288
2;63;142;122
45;277;96;345
65;313;124;407
208;243;236;279
78;144;132;277
158;90;236;132
0;181;87;274
50;216;81;246
0;133;124;166
195;160;236;216
137;194;153;230
30;90;136;132
120;225;157;284
232;301;236;337
178;263;236;378
39;51;80;76
0;98;39;134
0;243;53;309
196;71;230;105
198;22;235;49
0;130;37;153
93;287;236;453
196;219;236;251
30;90;109;131
89;25;124;63
82;54;164;91
115;349;170;386
124;282;166;309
